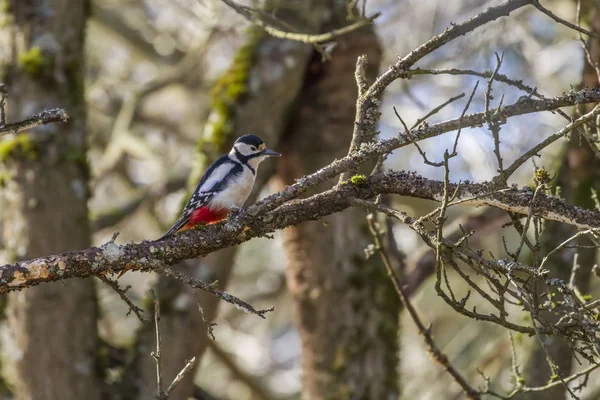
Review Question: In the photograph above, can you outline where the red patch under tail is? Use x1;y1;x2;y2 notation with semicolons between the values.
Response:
179;206;229;232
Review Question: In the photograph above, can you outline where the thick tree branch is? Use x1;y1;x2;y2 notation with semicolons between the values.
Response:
2;171;600;296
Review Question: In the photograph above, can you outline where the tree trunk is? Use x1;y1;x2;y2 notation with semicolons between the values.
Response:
520;4;600;399
129;2;335;398
0;1;100;400
274;6;401;399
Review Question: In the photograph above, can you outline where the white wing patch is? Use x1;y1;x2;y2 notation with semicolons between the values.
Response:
198;162;236;193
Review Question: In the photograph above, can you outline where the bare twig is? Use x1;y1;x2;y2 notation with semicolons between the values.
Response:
577;0;600;85
485;52;506;176
411;92;465;129
363;209;481;400
151;290;198;399
97;275;146;323
410;67;539;95
165;357;198;397
539;230;595;271
159;265;274;319
220;0;379;44
151;290;166;400
355;55;369;97
513;184;544;260
531;0;599;38
266;86;600;216
194;290;217;340
0;108;68;137
500;104;600;181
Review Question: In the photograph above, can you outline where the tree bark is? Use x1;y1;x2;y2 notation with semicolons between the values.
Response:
274;5;401;399
0;1;100;400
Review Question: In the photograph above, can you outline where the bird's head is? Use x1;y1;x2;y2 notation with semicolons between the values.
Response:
230;134;280;168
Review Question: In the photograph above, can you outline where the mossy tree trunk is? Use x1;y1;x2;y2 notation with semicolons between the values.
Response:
519;4;600;399
0;1;101;400
128;2;334;398
274;5;401;399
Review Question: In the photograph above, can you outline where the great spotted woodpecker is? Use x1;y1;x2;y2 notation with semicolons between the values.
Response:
159;134;280;239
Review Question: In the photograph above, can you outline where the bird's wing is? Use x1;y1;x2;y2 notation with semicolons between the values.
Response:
158;155;237;240
158;190;215;240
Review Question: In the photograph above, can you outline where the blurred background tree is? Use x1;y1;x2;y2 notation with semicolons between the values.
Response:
0;1;99;399
0;0;599;399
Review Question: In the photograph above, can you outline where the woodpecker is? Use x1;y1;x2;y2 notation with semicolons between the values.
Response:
159;134;280;240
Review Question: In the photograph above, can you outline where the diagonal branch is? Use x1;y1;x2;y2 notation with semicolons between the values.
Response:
258;86;600;216
364;212;481;400
3;171;600;296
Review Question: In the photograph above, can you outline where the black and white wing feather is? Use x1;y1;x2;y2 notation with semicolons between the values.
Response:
158;190;215;240
159;155;237;240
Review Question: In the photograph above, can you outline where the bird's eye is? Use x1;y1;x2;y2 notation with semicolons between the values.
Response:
250;146;257;151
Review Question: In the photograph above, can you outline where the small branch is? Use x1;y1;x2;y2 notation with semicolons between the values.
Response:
370;0;533;99
220;0;378;44
151;290;166;400
499;104;600;181
410;67;539;96
364;211;481;400
0;108;68;138
194;290;217;340
411;92;465;129
259;86;600;217
485;52;506;176
539;229;595;271
97;275;146;323
165;357;198;397
355;55;369;97
486;363;600;398
531;0;599;38
512;184;544;260
158;265;274;319
577;0;600;85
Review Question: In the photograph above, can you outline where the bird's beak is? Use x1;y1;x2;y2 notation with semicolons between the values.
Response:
262;148;281;157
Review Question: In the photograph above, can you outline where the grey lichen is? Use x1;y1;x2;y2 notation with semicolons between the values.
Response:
102;242;124;263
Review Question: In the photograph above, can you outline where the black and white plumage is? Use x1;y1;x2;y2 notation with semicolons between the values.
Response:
159;134;280;239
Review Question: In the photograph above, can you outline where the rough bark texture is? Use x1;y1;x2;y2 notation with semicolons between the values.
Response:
5;170;600;293
274;6;401;398
520;5;600;399
0;1;100;400
129;2;332;398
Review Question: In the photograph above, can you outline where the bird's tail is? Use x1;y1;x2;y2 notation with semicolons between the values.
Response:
158;215;189;240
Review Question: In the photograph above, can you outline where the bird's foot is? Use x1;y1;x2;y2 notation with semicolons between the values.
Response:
229;206;244;217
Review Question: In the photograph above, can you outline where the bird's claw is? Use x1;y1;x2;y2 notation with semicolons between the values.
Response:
229;206;244;217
